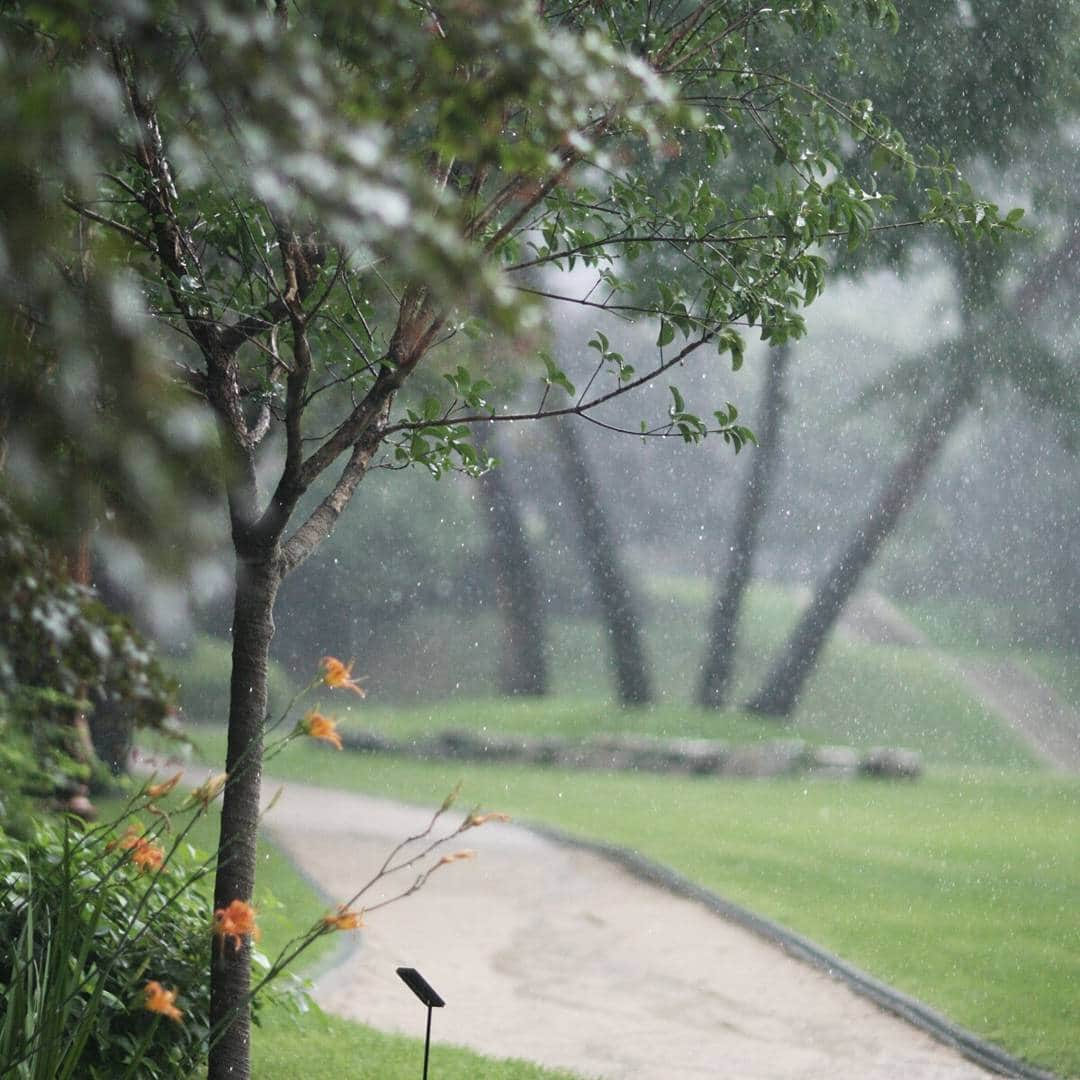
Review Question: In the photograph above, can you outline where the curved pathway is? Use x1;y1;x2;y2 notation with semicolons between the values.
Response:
262;780;991;1080
835;591;1080;772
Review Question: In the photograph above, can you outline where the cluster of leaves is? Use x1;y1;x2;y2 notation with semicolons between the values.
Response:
0;501;177;817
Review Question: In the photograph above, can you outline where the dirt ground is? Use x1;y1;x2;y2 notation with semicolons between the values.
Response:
263;780;990;1080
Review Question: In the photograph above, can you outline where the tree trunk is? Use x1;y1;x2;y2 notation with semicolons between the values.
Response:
698;343;791;708
554;419;652;706
745;376;973;718
208;554;281;1080
474;425;549;696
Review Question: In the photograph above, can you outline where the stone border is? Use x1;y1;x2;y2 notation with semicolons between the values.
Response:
340;728;923;780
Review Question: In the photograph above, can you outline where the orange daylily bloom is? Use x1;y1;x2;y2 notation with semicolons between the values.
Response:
320;656;367;697
214;899;260;954
189;772;228;809
323;905;364;932
464;811;511;829
144;772;183;799
108;825;166;873
143;980;183;1023
437;849;476;866
131;837;166;873
302;709;343;750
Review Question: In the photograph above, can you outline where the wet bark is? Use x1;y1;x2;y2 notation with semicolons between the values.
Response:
208;554;281;1080
746;375;973;718
698;343;791;708
474;425;549;696
554;419;652;706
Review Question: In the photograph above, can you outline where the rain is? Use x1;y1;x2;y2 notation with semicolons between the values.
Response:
1;3;1077;1080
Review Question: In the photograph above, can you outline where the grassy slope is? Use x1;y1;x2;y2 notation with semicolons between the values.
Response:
236;748;1080;1077
302;580;1034;768
900;596;1080;711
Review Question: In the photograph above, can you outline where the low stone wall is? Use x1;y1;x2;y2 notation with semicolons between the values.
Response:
340;728;922;780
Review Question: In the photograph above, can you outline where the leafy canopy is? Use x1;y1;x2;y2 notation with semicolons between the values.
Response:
0;0;1018;565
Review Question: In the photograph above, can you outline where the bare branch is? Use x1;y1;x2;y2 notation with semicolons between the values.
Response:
62;197;155;250
278;404;390;575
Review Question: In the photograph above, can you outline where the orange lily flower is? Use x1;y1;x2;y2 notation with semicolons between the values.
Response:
144;772;183;799
323;905;365;932
143;980;183;1023
464;811;512;829
320;656;367;697
437;849;476;866
108;825;166;873
214;899;260;953
302;709;343;750
130;837;166;873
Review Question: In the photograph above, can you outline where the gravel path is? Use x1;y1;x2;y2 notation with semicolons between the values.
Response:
262;780;990;1080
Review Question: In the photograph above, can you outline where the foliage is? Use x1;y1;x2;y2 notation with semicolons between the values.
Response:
0;500;178;820
0;815;213;1079
0;663;502;1080
0;0;1019;554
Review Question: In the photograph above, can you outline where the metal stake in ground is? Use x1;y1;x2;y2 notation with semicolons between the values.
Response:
396;967;445;1080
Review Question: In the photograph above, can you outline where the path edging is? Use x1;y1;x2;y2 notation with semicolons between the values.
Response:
525;820;1058;1080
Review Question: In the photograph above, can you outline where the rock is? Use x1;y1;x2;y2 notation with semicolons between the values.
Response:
721;740;807;778
667;738;729;775
806;745;860;778
600;735;691;773
860;747;922;779
520;737;570;766
341;729;396;754
434;729;486;758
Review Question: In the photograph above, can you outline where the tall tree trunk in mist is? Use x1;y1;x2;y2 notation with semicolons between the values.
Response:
474;424;549;696
554;419;652;706
698;343;792;708
746;373;974;718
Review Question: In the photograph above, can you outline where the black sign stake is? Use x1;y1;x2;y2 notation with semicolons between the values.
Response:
396;968;445;1080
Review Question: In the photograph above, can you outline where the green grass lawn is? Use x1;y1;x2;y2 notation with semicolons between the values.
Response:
900;595;1080;711
236;579;1034;769
156;580;1076;1075
176;736;1080;1078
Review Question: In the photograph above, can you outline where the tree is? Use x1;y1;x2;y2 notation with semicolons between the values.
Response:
694;0;1079;718
1;3;1013;1075
554;418;652;705
474;422;549;697
747;232;1080;716
698;342;791;707
740;0;1080;717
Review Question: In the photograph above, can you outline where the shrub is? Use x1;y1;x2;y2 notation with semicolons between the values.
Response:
0;815;214;1079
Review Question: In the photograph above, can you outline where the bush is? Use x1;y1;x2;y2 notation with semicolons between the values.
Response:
0;814;214;1079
